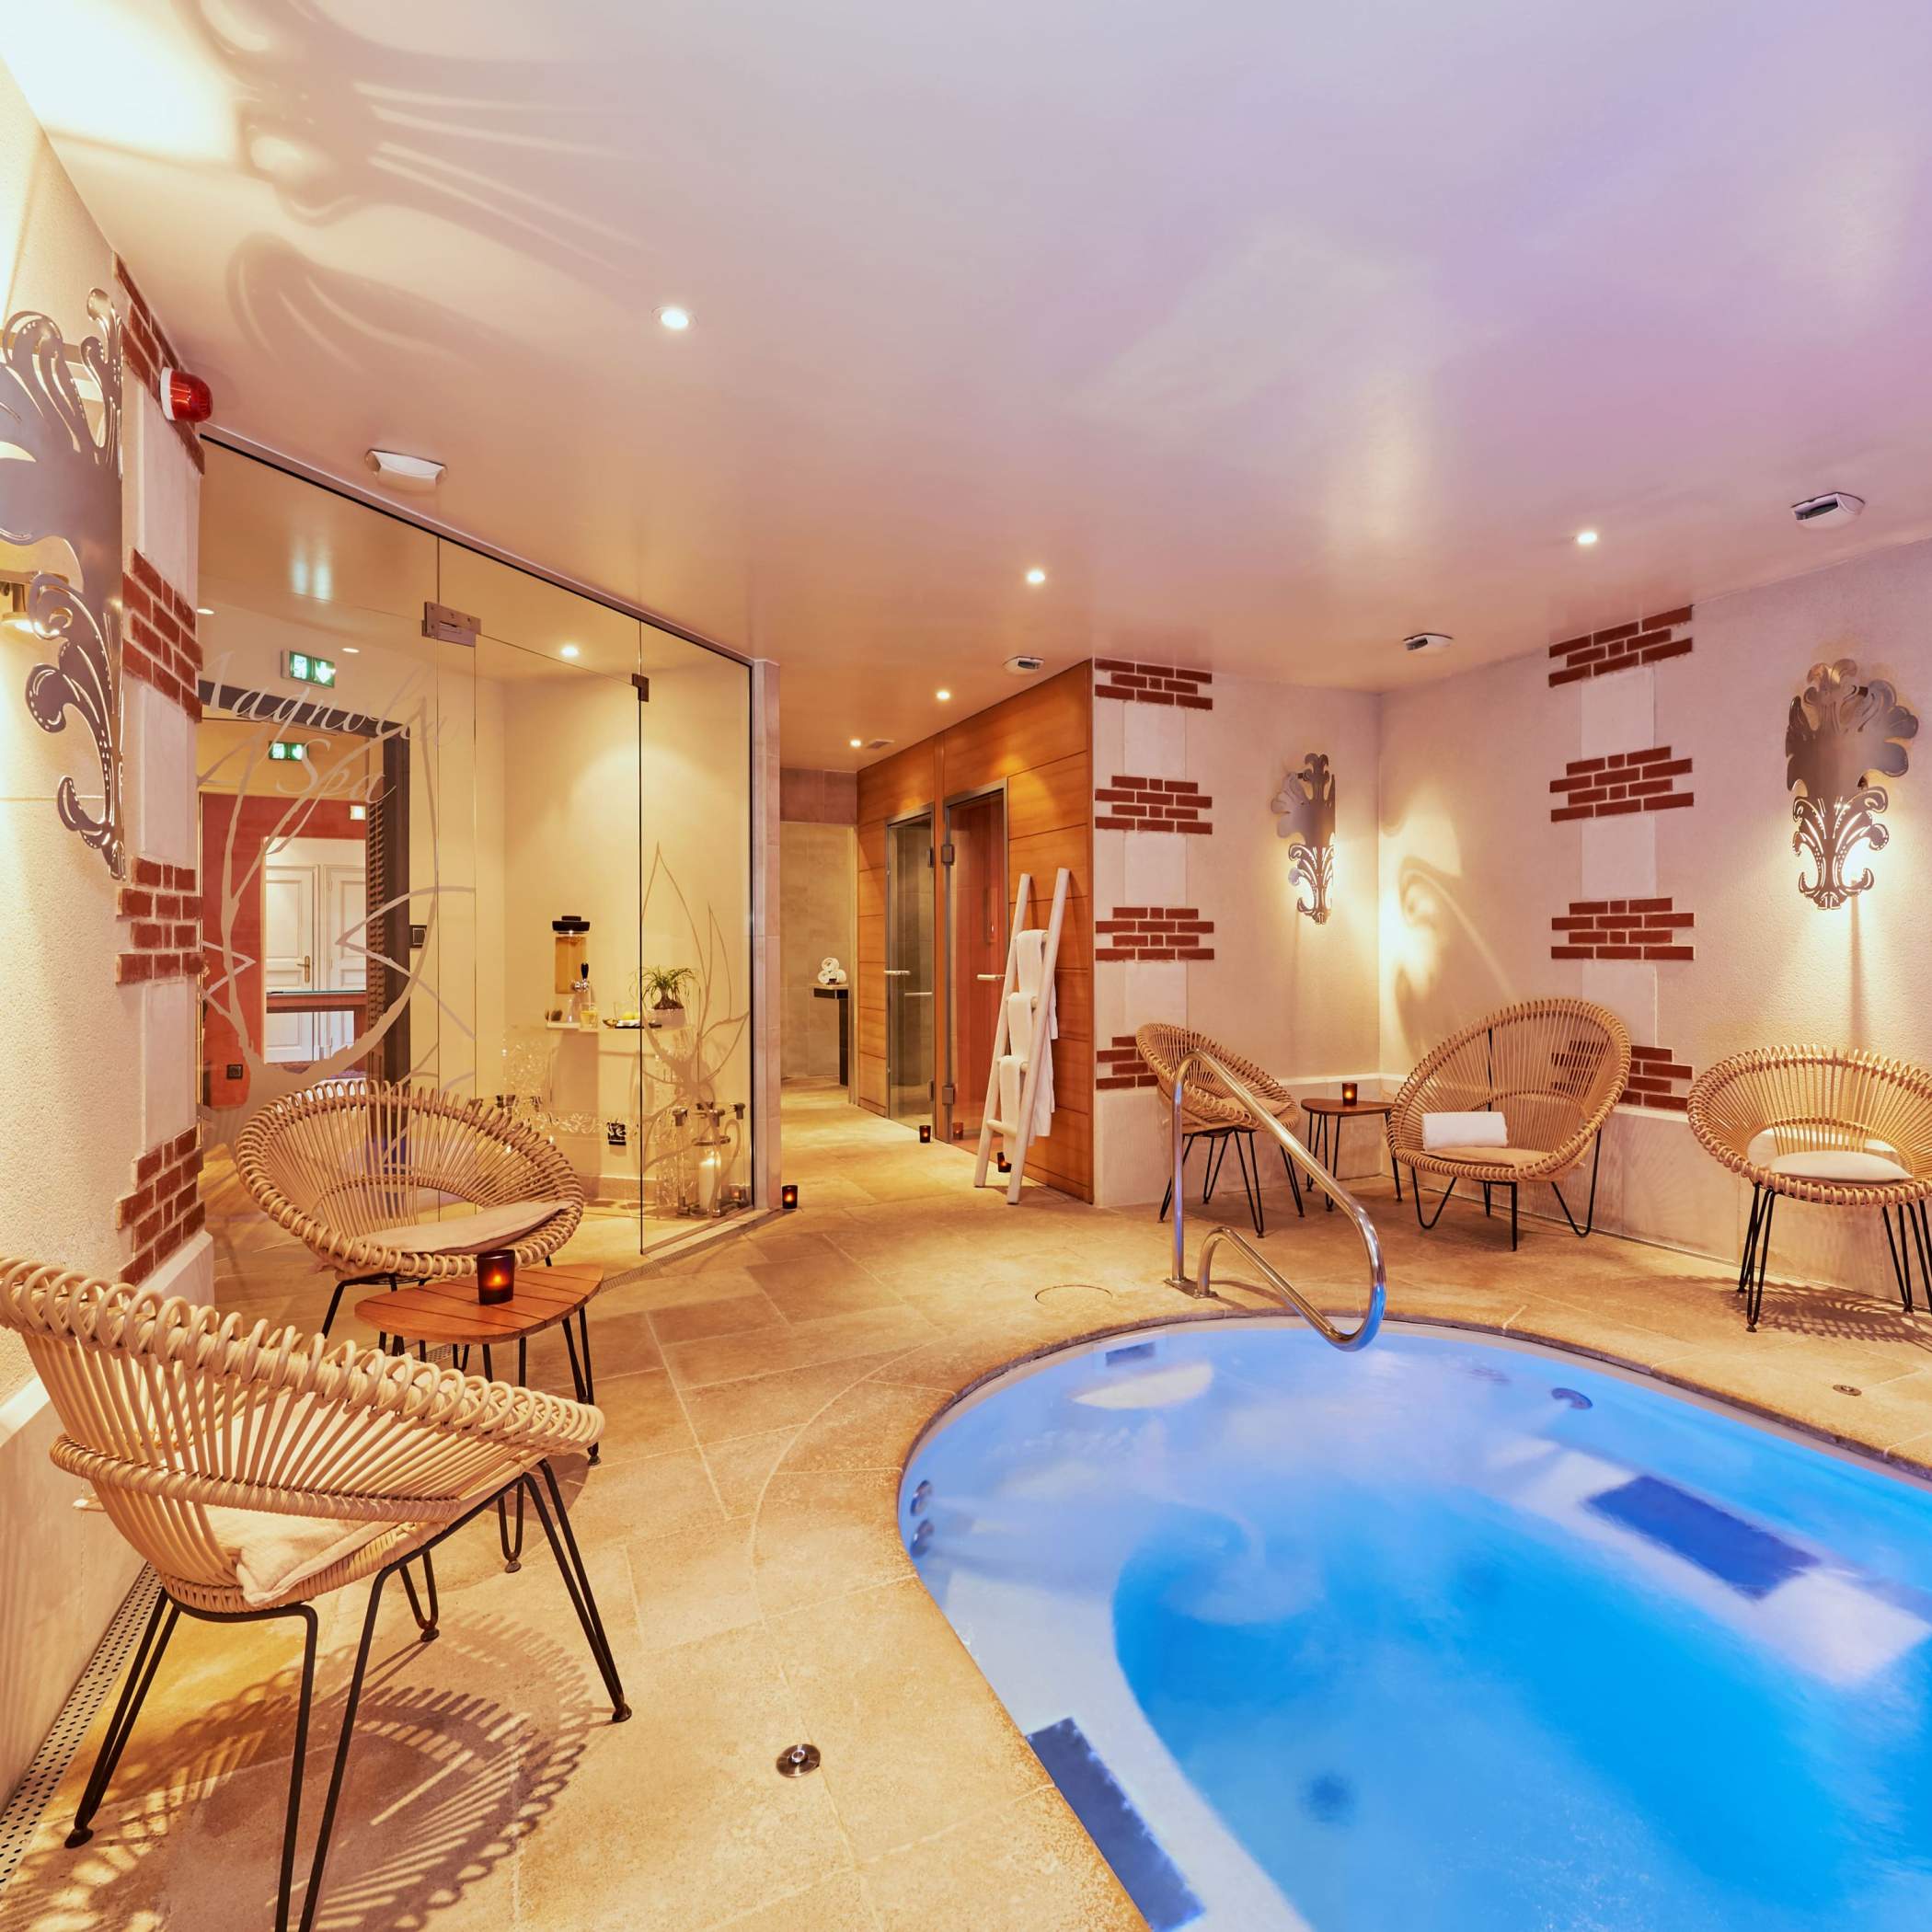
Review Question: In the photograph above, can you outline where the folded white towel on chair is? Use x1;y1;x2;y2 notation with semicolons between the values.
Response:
1422;1110;1507;1151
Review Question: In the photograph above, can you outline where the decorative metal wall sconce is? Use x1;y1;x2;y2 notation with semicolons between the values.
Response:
0;290;127;876
1786;658;1917;909
1272;753;1336;924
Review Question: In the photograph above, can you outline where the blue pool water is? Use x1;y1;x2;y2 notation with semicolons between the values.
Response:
902;1322;1932;1930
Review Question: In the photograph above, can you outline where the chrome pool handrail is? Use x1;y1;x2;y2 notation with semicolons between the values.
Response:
1167;1048;1386;1351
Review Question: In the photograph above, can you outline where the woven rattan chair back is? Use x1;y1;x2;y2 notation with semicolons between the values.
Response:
1133;1023;1294;1128
236;1081;583;1281
1687;1046;1932;1205
1389;997;1630;1179
0;1261;598;1613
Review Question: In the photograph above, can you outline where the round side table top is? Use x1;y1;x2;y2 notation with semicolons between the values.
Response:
354;1261;604;1348
1302;1098;1394;1118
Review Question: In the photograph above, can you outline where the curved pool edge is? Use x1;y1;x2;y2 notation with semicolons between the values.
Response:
743;1294;1932;1932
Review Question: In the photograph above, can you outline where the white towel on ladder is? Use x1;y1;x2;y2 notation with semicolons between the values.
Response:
1000;931;1056;1156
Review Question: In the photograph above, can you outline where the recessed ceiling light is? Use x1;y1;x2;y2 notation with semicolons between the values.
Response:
656;306;692;331
849;737;863;748
343;646;360;654
560;644;581;660
936;688;952;702
364;447;444;489
196;605;213;616
1574;529;1599;547
1025;567;1047;586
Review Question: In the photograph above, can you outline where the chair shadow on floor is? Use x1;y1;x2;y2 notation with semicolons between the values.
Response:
1749;1284;1932;1356
0;1610;604;1932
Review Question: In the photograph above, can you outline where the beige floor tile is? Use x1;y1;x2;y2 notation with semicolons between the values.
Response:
566;1446;724;1548
767;1577;1047;1858
583;1368;699;1464
704;1426;800;1517
681;1352;918;1447
861;1787;1141;1932
650;1291;788;1345
778;1382;949;1475
753;1469;909;1608
515;1626;853;1930
627;1517;762;1652
662;1305;940;1391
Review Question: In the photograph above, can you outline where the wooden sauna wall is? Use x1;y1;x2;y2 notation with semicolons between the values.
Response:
854;662;1094;1201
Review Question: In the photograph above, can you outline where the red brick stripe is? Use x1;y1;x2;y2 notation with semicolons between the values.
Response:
1550;747;1693;822
1096;907;1214;962
116;1124;204;1282
1547;607;1692;687
1550;896;1695;962
1094;773;1214;834
1094;659;1213;709
1097;1034;1160;1091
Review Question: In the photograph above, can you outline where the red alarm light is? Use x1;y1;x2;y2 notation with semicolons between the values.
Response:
160;366;213;425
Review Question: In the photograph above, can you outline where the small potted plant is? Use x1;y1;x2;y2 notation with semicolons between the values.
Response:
643;965;696;1029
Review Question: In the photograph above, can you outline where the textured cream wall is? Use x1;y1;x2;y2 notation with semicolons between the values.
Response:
1093;673;1383;1206
779;822;856;1080
0;61;205;1790
1379;535;1932;1283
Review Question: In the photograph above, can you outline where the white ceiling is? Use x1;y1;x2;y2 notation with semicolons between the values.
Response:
11;0;1932;766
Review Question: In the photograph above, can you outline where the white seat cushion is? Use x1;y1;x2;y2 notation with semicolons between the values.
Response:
1422;1110;1507;1151
1421;1145;1551;1171
354;1197;569;1256
1766;1149;1911;1185
202;1505;394;1608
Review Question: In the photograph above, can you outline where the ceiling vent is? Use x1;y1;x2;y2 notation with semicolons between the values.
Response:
366;448;445;489
1791;491;1864;528
1004;654;1046;676
1403;633;1454;655
864;737;893;751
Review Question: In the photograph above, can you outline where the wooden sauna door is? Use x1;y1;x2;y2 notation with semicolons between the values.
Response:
943;787;1006;1144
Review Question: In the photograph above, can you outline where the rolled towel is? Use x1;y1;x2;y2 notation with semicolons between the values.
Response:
1014;929;1046;997
1422;1110;1507;1151
1006;990;1034;1060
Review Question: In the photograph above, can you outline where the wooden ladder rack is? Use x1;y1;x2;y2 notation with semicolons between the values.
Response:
972;868;1071;1203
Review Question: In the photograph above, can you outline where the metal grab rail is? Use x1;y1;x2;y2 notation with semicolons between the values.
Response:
1167;1048;1386;1351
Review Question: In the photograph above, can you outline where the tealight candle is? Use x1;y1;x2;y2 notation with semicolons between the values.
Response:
477;1249;516;1305
1340;1080;1359;1107
781;1183;799;1212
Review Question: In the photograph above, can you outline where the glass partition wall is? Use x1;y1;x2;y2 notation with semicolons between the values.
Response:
884;811;936;1128
196;444;755;1257
942;787;1007;1144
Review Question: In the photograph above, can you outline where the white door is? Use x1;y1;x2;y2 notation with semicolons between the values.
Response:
320;863;367;1058
263;865;316;1062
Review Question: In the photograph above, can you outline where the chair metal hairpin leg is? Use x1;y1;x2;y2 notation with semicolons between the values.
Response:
397;1549;440;1641
1547;1134;1606;1238
1738;1185;1778;1330
1202;1133;1229;1206
529;1465;631;1722
561;1312;599;1464
1275;1143;1306;1217
481;1338;532;1570
1232;1130;1265;1236
63;1591;180;1849
1413;1171;1461;1230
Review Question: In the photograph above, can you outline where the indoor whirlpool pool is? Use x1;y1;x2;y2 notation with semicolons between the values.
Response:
902;1321;1932;1931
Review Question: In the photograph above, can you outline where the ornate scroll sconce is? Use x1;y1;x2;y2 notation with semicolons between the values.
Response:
1272;752;1336;924
1786;658;1917;910
0;290;126;877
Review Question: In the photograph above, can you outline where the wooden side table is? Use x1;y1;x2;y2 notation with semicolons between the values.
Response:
356;1261;604;1571
812;983;851;1088
1301;1099;1401;1209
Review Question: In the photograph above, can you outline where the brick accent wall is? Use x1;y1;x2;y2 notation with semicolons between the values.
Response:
1095;906;1215;961
1547;605;1691;687
1093;660;1213;709
1626;1044;1692;1112
115;257;206;473
1097;1034;1160;1091
122;551;202;719
1094;775;1214;834
118;859;201;984
1549;746;1693;822
115;1125;204;1282
1550;896;1695;962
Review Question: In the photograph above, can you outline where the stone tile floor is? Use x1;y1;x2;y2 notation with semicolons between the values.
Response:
6;1083;1932;1930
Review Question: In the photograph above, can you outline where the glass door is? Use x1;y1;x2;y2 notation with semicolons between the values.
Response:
885;811;935;1129
943;787;1007;1144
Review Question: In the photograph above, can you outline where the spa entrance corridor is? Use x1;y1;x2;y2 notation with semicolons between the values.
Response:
8;1084;1932;1931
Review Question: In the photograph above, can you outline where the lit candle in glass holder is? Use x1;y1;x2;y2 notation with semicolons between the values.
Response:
477;1249;516;1305
1340;1081;1359;1107
781;1183;799;1212
919;1123;933;1144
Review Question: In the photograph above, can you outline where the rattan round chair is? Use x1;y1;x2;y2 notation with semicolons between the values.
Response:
236;1081;584;1334
1388;997;1630;1249
1134;1024;1305;1234
1687;1046;1932;1329
0;1260;627;1932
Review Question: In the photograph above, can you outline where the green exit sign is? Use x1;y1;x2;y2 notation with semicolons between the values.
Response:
281;649;337;687
269;740;308;761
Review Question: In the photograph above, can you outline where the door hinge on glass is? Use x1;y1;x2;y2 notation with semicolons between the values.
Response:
939;842;955;866
421;601;478;646
633;673;650;701
941;1082;956;1105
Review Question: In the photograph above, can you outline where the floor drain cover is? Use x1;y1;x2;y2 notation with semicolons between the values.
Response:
1834;1384;1862;1397
1035;1282;1115;1307
776;1742;821;1777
